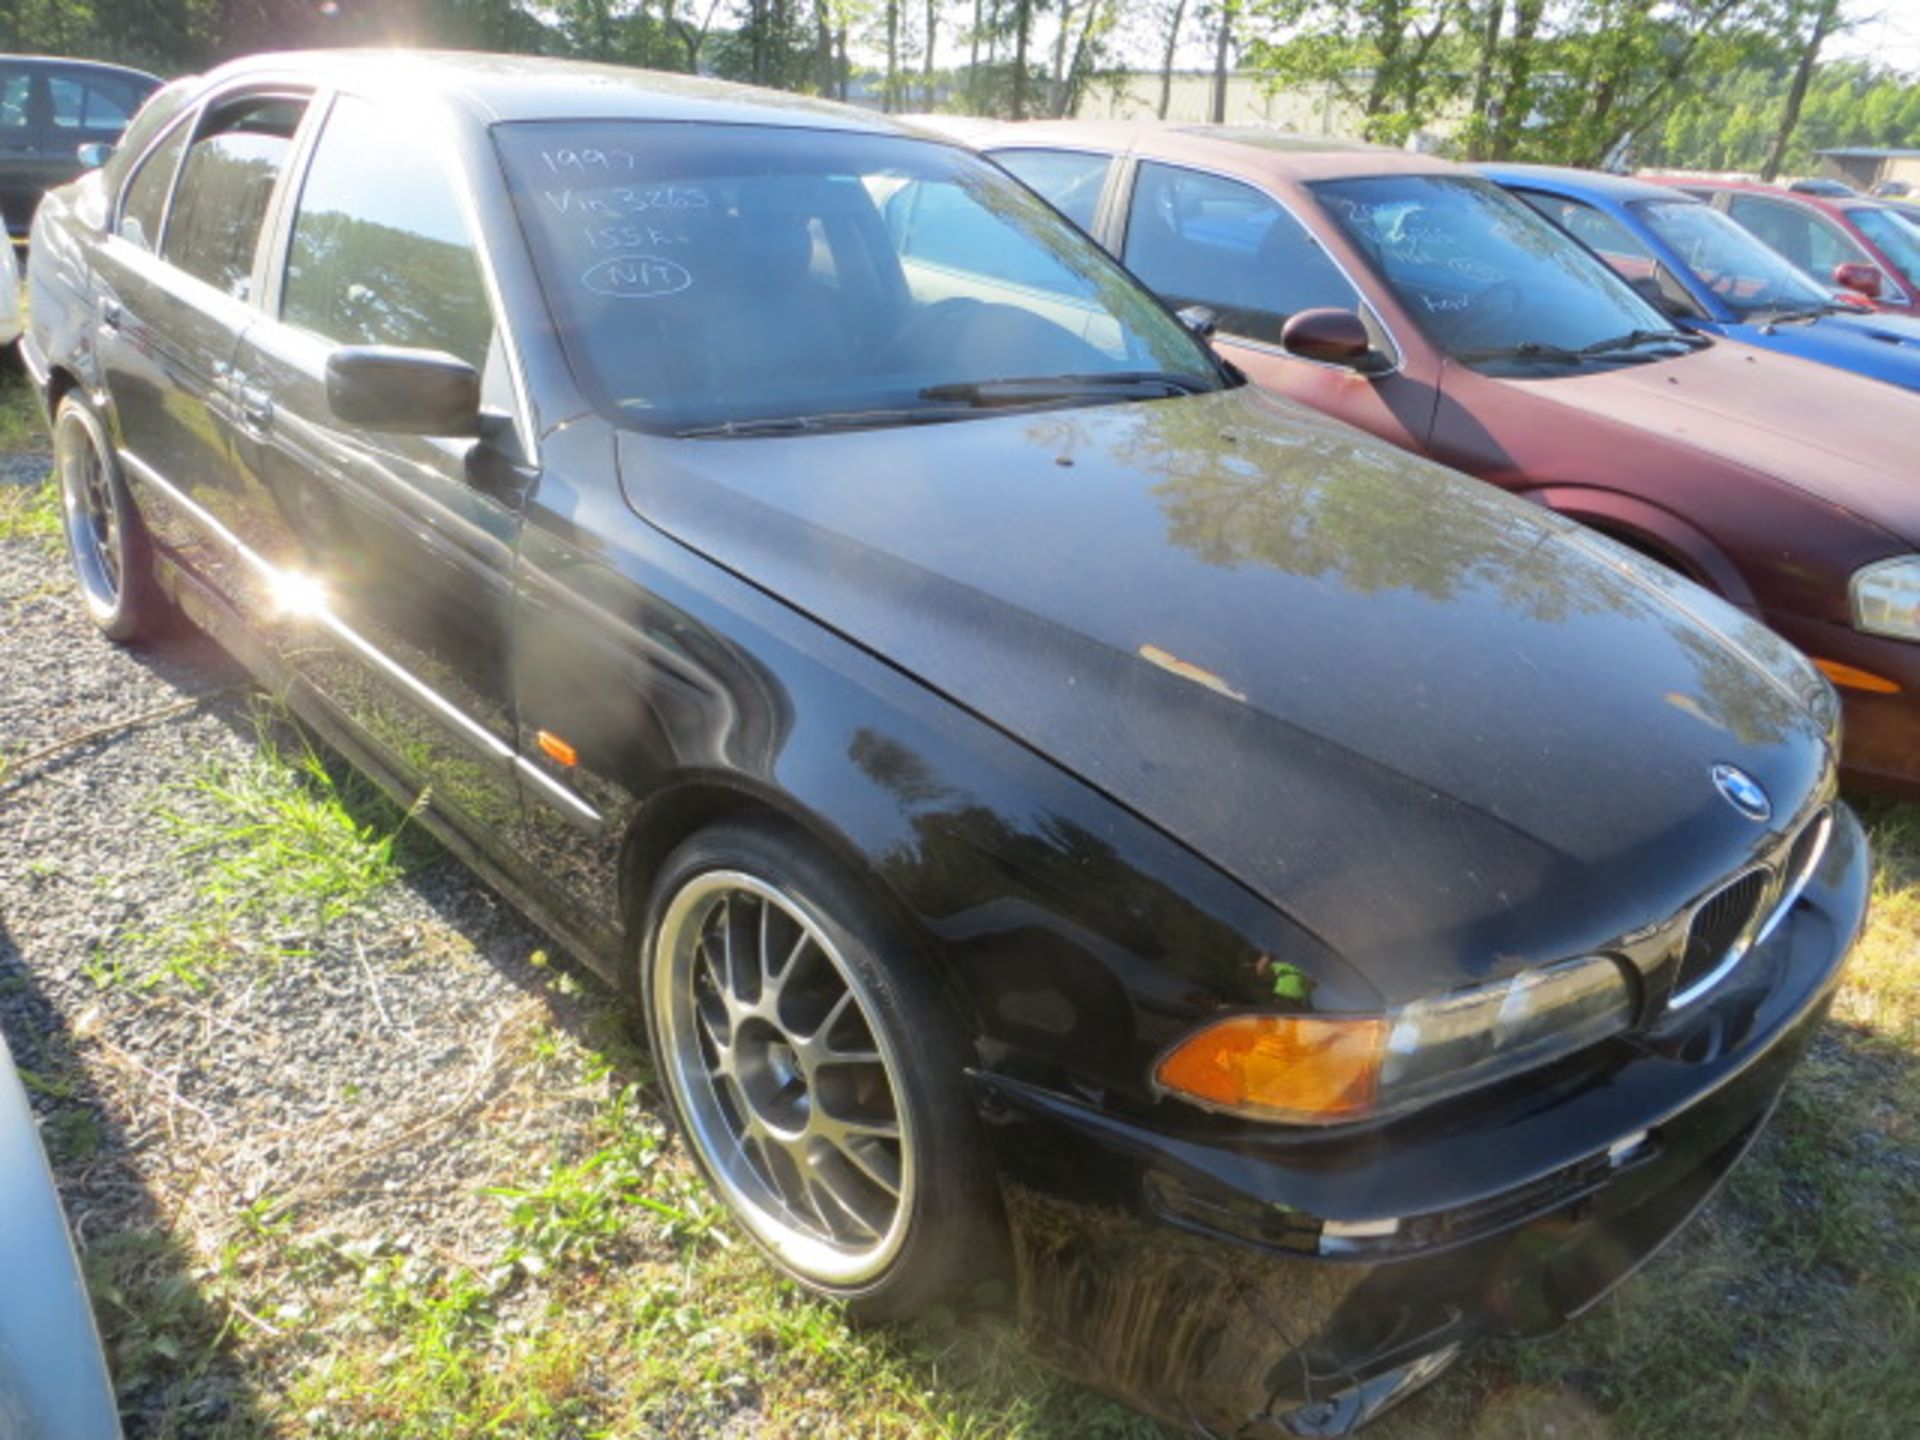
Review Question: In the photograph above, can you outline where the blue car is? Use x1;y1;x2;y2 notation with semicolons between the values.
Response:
1482;163;1920;392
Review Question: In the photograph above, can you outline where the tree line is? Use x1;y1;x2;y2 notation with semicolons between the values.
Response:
3;0;1913;175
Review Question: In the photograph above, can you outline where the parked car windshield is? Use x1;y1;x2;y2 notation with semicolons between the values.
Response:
1312;173;1693;376
493;122;1221;434
1846;204;1920;277
1632;198;1832;317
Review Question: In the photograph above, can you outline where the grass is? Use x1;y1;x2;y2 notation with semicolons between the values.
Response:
110;705;427;991
0;361;44;452
0;459;58;547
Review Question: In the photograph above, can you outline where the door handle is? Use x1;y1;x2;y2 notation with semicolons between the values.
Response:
100;298;121;330
237;382;273;432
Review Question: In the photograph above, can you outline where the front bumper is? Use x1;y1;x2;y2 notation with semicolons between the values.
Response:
975;805;1870;1437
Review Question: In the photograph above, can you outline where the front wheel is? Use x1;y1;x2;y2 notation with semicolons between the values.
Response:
54;393;168;642
640;819;1005;1318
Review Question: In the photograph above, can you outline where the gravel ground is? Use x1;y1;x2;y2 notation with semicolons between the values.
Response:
0;452;677;1434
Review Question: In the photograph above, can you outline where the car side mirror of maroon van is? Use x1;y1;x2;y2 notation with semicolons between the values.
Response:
1832;261;1883;299
1281;308;1382;372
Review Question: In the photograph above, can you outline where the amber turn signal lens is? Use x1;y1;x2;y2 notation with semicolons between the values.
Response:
536;729;579;767
1811;657;1901;695
1156;1015;1388;1123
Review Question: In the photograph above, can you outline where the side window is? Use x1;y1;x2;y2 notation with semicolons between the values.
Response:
48;73;137;131
161;96;305;301
118;121;189;253
1516;189;1697;318
993;148;1112;233
885;178;1093;298
1729;195;1866;274
0;71;28;131
1123;161;1359;343
1516;192;1654;263
280;96;494;371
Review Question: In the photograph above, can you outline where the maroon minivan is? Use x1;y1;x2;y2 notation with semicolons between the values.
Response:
948;121;1920;793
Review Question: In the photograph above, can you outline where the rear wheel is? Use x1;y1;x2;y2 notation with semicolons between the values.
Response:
54;394;168;642
641;819;1004;1318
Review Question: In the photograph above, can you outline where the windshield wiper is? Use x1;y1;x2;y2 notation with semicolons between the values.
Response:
675;407;970;439
1455;340;1590;366
1460;331;1705;368
1576;328;1709;356
1756;304;1842;330
918;371;1216;407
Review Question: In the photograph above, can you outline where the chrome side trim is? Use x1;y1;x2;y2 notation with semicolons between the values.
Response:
513;755;602;827
116;447;600;826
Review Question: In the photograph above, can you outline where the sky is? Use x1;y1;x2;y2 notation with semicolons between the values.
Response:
1832;1;1920;75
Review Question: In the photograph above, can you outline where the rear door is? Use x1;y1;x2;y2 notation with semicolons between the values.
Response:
1115;159;1435;451
232;90;526;834
93;88;311;612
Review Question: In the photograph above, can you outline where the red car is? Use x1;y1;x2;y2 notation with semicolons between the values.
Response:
1643;176;1920;314
945;121;1920;791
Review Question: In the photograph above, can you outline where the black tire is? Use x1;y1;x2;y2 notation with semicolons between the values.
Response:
53;393;169;642
639;817;1006;1320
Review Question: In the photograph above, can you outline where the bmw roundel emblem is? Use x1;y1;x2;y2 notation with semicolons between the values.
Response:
1711;764;1772;822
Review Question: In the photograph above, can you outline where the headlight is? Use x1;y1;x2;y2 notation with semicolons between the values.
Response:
1155;954;1633;1125
1850;556;1920;640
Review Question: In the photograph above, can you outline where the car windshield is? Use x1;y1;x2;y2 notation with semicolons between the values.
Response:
1846;205;1920;277
492;121;1221;434
1632;199;1832;317
1312;173;1691;376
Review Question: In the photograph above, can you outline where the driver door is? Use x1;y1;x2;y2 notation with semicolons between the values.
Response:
230;91;526;836
1115;161;1436;452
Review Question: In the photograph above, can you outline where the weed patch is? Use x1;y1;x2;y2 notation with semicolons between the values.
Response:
0;472;58;549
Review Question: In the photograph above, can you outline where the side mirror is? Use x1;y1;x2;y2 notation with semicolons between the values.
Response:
75;141;112;169
1175;304;1219;339
1832;261;1883;300
325;346;482;436
1280;307;1378;370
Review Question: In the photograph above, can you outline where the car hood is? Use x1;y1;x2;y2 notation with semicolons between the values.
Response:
1511;339;1920;546
1719;310;1920;391
0;1034;121;1440
618;386;1830;997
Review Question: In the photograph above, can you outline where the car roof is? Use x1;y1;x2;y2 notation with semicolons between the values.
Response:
962;117;1450;180
0;53;161;83
1647;175;1856;212
193;49;909;135
1479;163;1695;205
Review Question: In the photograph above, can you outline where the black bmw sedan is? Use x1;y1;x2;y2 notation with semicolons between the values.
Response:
23;52;1867;1436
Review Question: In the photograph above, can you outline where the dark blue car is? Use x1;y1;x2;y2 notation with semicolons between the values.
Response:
1483;163;1920;392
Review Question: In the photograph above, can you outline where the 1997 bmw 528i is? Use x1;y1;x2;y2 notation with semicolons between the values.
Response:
23;51;1869;1436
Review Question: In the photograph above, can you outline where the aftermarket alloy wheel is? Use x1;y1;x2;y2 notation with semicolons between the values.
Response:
642;821;1003;1315
54;394;166;642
